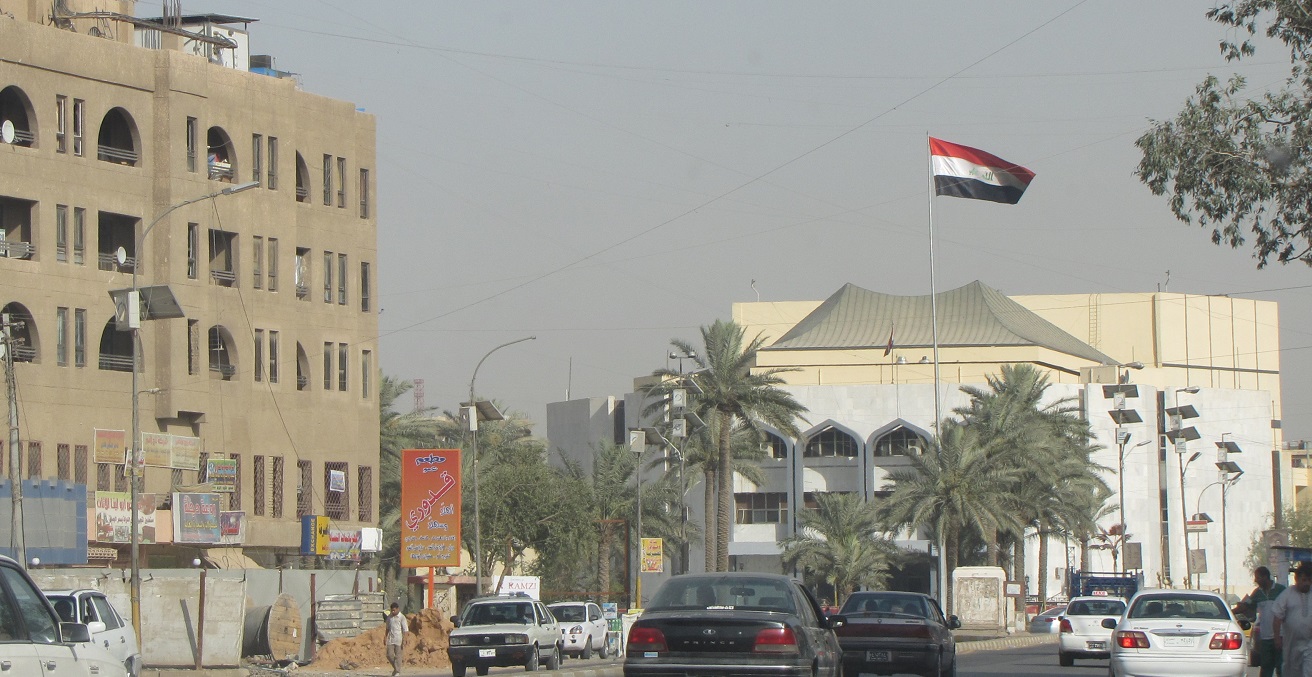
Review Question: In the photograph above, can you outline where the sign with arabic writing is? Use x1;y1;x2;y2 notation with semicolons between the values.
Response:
400;449;461;568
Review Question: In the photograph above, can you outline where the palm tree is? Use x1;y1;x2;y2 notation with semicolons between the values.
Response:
878;420;1022;614
377;375;442;593
781;492;897;603
647;320;808;571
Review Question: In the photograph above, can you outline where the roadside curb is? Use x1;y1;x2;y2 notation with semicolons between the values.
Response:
957;633;1059;654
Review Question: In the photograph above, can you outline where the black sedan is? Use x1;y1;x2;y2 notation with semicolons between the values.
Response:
624;572;842;677
829;591;960;677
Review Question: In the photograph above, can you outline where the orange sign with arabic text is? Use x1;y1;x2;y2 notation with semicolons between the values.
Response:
400;449;462;568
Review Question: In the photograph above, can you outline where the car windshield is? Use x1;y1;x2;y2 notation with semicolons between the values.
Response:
647;577;796;613
464;601;535;626
839;593;929;618
551;606;586;622
1067;600;1125;616
1128;594;1228;620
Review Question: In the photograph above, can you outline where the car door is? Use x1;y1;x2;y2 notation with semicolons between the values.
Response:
88;594;132;665
793;582;841;676
587;603;606;650
928;599;956;658
0;565;45;677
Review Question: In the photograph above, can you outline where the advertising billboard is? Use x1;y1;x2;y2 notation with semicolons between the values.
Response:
93;429;126;465
400;449;461;568
641;537;663;573
173;492;222;544
93;491;155;544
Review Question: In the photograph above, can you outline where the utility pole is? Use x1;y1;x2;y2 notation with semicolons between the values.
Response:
2;313;23;565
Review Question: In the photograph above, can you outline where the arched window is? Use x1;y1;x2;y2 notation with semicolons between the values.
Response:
206;126;235;182
874;427;928;457
0;86;36;147
804;426;858;458
760;432;788;459
97;316;133;372
0;302;37;362
96;107;139;166
294;152;310;203
208;325;237;380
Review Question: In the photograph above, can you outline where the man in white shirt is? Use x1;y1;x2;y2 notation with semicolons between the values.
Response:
1274;562;1312;677
385;602;409;677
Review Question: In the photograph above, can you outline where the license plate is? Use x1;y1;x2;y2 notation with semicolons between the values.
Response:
1087;641;1105;650
479;648;496;658
1162;637;1195;648
866;650;891;662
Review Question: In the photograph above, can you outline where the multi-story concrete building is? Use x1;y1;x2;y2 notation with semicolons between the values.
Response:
0;2;378;566
548;281;1284;603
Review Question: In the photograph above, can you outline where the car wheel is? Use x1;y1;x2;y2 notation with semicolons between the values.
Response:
582;636;593;659
452;663;467;677
525;645;540;672
1059;651;1074;667
599;635;611;659
546;646;561;671
477;665;490;676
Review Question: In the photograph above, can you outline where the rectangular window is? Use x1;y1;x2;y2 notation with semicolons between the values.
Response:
27;442;41;480
57;444;70;481
251;134;263;185
338;343;348;391
357;466;372;521
74;445;87;487
268;331;279;383
252;235;264;289
96;463;110;491
361;350;371;399
267;238;278;292
56;308;68;367
188;319;200;375
72;99;84;156
73;207;85;265
56;96;67;153
254;329;265;382
229;454;242;511
186;117;198;172
297;460;312;517
336;157;347;207
113;464;128;492
360;262;371;312
171;468;183;490
323;342;333;390
734;492;789;525
323;251;333;303
272;455;284;518
337;253;347;305
323;154;333;205
359;168;370;218
74;309;86;367
294;247;309;299
187;223;199;279
198;452;209;483
267;137;278;189
253;455;266;516
324;462;349;520
56;205;68;262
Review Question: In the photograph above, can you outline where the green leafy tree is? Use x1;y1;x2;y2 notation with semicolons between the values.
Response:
647;320;808;571
781;492;897;603
1136;1;1312;267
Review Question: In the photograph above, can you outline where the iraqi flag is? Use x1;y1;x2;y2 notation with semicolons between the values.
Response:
930;137;1035;205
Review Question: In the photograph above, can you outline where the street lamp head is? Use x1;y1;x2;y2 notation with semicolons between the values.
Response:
1177;386;1201;394
1123;362;1145;370
220;180;260;195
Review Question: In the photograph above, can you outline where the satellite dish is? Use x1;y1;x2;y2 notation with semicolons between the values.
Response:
115;246;127;266
0;120;13;145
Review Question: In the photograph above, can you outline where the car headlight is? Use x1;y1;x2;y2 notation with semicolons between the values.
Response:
506;634;528;645
568;625;584;635
450;636;470;646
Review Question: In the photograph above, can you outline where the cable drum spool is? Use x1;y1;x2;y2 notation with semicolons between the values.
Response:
242;593;302;660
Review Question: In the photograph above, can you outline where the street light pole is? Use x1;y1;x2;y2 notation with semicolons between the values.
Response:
1178;450;1200;588
467;336;535;595
128;181;257;649
1117;439;1150;573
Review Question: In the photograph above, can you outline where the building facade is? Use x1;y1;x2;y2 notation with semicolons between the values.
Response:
0;2;379;566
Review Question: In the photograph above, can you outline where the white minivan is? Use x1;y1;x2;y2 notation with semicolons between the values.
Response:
46;589;141;677
0;556;127;676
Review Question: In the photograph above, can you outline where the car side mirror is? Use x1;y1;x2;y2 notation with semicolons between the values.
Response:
827;614;846;629
86;621;106;635
1101;618;1118;629
1239;619;1252;631
947;616;961;630
60;622;91;644
450;616;461;627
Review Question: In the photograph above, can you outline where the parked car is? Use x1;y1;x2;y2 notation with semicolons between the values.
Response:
0;556;127;676
46;589;142;677
1058;595;1126;666
1104;588;1249;677
1029;605;1068;634
624;572;842;677
547;601;609;659
447;593;563;676
830;590;959;677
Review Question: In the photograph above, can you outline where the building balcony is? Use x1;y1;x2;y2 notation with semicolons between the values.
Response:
97;145;138;166
98;353;133;372
96;252;136;273
0;241;34;259
208;159;233;181
210;269;236;286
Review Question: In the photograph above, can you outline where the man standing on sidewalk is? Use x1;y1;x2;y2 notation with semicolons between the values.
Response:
386;602;408;677
1274;562;1312;677
1238;566;1287;677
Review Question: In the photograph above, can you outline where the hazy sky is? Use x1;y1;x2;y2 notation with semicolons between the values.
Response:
171;1;1310;439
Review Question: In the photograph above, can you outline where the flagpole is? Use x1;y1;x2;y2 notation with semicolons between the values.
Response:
927;133;948;614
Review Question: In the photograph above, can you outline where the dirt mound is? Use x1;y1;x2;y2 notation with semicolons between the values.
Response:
309;608;453;671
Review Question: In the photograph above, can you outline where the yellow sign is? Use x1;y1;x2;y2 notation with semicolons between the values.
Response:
641;537;663;573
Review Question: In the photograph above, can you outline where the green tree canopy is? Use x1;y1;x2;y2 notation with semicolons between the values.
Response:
781;492;897;604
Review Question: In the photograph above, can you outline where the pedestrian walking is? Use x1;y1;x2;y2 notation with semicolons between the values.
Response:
1238;565;1287;677
1274;562;1312;677
385;602;408;677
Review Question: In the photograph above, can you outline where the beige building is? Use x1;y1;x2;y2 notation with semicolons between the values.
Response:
0;2;378;566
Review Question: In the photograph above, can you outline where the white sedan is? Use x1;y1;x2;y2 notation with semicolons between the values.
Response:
1058;595;1125;666
547;601;610;659
1105;589;1249;677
